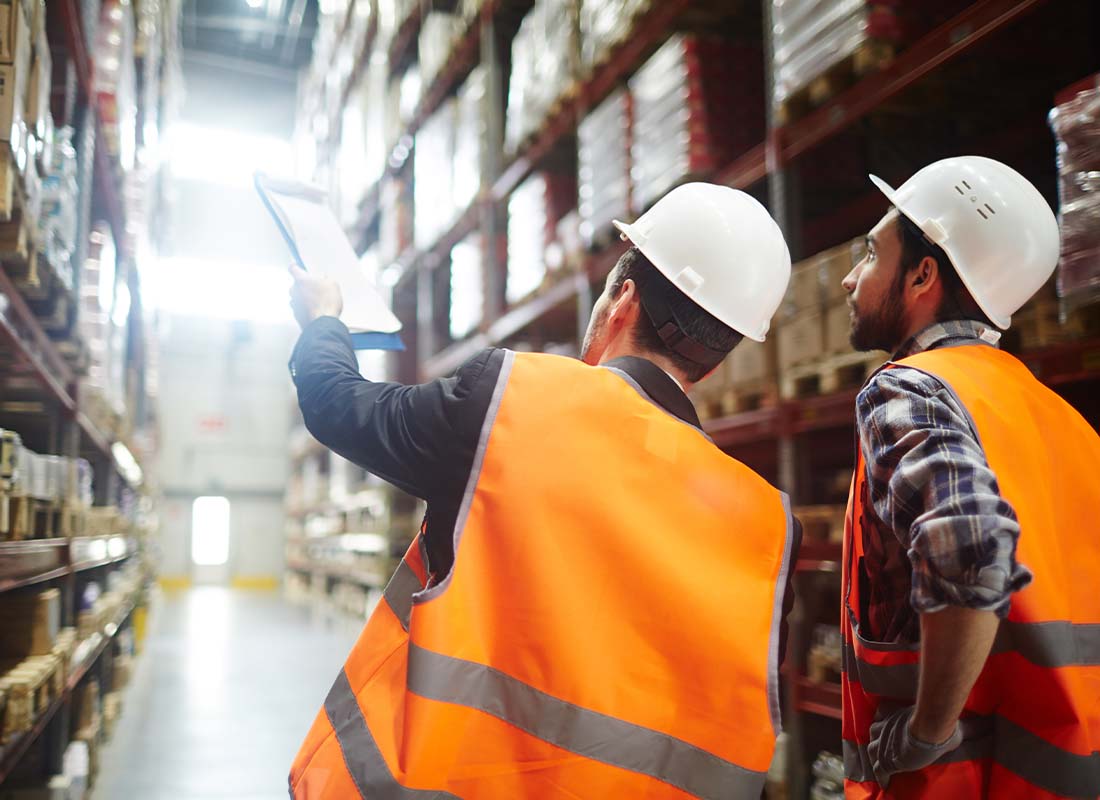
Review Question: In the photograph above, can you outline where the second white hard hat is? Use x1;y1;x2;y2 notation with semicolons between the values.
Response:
869;156;1060;329
613;183;791;342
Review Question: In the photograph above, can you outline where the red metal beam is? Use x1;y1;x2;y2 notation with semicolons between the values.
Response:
387;6;425;81
56;0;94;99
407;15;483;140
338;15;379;112
716;142;770;192
779;0;1051;165
0;693;65;784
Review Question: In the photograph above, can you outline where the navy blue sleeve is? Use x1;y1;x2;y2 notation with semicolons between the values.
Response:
289;316;503;502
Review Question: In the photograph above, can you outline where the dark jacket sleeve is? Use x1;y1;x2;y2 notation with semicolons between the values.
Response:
288;316;501;501
779;517;803;668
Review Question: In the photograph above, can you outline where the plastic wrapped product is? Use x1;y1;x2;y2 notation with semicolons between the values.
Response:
1049;81;1100;308
578;88;630;247
450;233;483;340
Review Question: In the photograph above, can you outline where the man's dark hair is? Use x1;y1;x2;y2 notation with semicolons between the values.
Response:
897;212;993;326
608;247;743;383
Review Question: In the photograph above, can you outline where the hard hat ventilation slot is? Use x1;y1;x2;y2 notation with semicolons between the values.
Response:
962;180;972;190
977;207;989;220
984;203;996;215
955;185;965;195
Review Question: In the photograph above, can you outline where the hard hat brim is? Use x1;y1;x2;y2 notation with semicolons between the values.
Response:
612;219;637;245
868;174;898;206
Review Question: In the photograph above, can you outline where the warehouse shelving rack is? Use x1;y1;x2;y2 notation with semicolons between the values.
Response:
298;0;1099;793
0;0;165;789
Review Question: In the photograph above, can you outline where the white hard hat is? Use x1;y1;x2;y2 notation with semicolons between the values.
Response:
869;156;1060;329
613;183;791;342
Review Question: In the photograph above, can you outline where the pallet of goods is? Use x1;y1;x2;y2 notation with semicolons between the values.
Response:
0;428;93;540
578;88;631;250
505;170;577;306
449;232;484;341
770;0;969;124
1049;75;1100;313
629;34;763;211
504;0;581;154
578;0;650;77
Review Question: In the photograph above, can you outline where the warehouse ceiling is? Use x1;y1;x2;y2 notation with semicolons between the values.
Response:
181;0;320;75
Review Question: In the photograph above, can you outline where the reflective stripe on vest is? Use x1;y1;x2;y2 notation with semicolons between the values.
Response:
842;345;1100;799
293;350;797;799
843;715;1100;798
382;558;421;631
842;621;1100;698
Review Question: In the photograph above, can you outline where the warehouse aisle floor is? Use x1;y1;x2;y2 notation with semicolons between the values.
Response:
92;586;362;800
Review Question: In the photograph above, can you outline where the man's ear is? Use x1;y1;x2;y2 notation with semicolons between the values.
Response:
908;255;940;301
607;278;641;329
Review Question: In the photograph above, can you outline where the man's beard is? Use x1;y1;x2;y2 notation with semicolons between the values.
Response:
849;281;908;354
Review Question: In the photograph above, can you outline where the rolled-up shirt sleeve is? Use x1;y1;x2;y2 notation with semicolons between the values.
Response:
856;367;1033;617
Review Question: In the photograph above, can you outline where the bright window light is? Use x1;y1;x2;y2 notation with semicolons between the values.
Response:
192;496;231;566
149;256;293;324
168;122;294;189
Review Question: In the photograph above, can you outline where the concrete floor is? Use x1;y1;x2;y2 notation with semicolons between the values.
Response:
93;587;362;800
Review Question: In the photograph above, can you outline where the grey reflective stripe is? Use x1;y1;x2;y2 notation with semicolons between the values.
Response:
844;621;1100;701
382;559;423;631
994;620;1100;667
406;643;766;800
767;493;797;734
415;350;515;605
997;715;1100;797
842;643;919;699
844;715;1100;797
322;668;460;799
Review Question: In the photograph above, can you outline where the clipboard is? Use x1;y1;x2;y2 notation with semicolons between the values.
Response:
255;172;404;351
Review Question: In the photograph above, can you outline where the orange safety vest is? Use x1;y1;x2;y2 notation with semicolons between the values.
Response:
842;344;1100;798
289;351;797;799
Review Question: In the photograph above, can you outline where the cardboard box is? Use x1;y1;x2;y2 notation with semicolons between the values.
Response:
777;311;824;372
782;258;823;318
0;589;60;657
728;337;776;385
821;238;863;303
0;2;29;67
0;64;26;146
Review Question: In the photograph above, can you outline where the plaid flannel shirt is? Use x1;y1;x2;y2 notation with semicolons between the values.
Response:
855;320;1033;643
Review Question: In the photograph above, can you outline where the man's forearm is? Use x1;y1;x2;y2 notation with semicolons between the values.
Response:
910;606;1000;743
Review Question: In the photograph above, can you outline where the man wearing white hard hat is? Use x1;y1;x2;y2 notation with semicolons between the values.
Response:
284;182;802;798
839;156;1100;798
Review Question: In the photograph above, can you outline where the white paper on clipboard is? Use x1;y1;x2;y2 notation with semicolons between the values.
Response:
255;172;403;350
